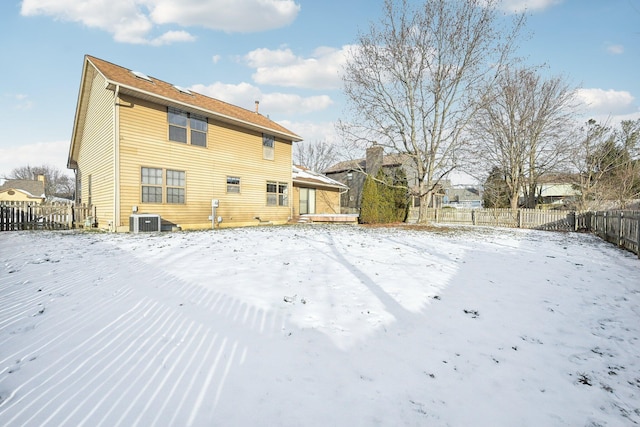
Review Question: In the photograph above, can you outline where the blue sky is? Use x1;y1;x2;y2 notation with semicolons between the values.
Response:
0;0;639;179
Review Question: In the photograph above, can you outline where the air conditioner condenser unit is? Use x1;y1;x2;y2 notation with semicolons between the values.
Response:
129;214;161;232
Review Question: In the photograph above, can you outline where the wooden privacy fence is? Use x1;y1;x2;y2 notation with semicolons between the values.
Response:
0;201;95;231
590;210;640;257
424;208;590;231
423;208;640;258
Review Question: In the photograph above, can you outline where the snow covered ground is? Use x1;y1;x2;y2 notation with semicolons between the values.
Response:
1;224;639;426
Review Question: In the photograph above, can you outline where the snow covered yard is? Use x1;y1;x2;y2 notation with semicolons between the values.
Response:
1;224;639;426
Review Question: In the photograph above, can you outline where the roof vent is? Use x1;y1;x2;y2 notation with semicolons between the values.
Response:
173;85;192;95
131;70;152;82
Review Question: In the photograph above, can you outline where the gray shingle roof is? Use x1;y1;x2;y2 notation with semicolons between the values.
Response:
0;179;45;198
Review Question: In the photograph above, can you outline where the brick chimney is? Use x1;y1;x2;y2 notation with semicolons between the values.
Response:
254;100;259;114
366;144;384;176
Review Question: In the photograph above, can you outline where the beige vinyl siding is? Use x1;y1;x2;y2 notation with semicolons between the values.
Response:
293;186;341;216
76;69;115;228
117;95;293;229
316;189;341;214
0;190;43;202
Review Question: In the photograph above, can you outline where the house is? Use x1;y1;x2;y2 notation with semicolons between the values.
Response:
518;173;581;208
535;174;581;207
442;181;483;209
291;165;355;223
68;55;302;231
0;175;46;203
324;145;444;216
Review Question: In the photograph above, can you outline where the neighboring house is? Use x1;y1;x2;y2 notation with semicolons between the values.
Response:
292;165;348;218
68;55;302;231
0;176;46;203
442;181;483;209
519;174;581;207
324;145;442;215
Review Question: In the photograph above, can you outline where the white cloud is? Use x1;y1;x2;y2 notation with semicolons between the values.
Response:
149;0;300;33
575;88;636;116
149;30;196;46
606;44;624;55
0;141;71;179
12;94;34;110
190;82;262;110
20;0;300;44
499;0;563;13
244;46;351;90
285;120;340;144
189;82;333;117
244;47;299;68
261;93;334;115
212;55;221;64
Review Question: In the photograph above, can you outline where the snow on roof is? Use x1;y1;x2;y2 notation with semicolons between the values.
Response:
292;165;348;189
0;179;45;198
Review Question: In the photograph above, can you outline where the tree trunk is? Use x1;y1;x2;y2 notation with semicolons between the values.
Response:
417;190;433;223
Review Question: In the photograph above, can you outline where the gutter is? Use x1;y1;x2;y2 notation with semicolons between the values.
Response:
113;84;120;232
110;83;302;143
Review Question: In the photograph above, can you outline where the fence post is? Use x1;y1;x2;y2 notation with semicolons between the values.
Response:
618;211;623;247
67;204;73;229
636;214;640;259
517;209;522;228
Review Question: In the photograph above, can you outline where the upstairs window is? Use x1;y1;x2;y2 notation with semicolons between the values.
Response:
168;108;188;143
190;115;207;147
168;107;207;147
262;134;274;160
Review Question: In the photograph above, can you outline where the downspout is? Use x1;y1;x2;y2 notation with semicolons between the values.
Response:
113;85;120;232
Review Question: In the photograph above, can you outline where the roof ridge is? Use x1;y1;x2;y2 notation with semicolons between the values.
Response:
84;54;302;141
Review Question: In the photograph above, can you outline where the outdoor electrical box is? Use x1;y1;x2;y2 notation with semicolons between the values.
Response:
211;199;219;229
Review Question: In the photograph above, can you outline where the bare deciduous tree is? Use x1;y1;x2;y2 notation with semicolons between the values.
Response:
338;0;524;222
468;66;577;209
7;164;75;200
610;119;640;207
570;119;625;210
570;118;640;209
293;140;340;173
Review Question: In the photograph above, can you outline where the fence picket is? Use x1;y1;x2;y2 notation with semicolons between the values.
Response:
423;207;640;258
0;201;94;231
